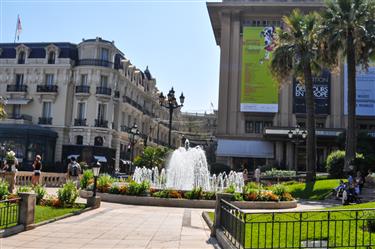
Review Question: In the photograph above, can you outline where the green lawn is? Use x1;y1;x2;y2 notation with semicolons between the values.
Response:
284;179;341;200
35;204;86;224
208;202;375;248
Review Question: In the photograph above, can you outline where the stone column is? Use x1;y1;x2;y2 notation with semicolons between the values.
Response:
5;172;16;193
211;193;233;237
19;192;36;230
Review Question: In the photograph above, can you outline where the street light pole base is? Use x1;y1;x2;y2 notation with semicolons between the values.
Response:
87;196;101;208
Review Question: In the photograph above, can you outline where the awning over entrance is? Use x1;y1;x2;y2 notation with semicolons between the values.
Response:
5;99;32;105
217;139;274;158
67;154;79;160
94;156;107;163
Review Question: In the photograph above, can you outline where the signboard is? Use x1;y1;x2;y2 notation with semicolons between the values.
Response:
240;27;278;112
344;63;375;116
293;71;331;114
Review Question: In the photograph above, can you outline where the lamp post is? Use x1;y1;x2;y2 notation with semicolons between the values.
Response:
288;126;307;174
92;162;101;197
159;87;185;147
128;124;140;163
0;144;5;168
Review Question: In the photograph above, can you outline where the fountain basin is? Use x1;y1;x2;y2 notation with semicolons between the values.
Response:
79;190;297;209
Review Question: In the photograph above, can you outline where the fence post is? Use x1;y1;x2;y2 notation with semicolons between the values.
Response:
211;193;233;237
18;192;36;230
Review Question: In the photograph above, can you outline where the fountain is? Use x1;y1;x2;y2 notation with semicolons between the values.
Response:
133;139;244;192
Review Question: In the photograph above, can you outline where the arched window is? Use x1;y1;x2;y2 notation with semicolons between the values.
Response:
48;51;55;64
76;135;83;145
94;136;103;146
18;51;25;64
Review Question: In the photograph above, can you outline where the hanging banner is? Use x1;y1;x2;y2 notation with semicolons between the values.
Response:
293;70;331;114
240;26;278;112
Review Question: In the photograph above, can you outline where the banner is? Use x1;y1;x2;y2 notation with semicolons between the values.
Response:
344;62;375;116
293;71;331;114
240;27;278;112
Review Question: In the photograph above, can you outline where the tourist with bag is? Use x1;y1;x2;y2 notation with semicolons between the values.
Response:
67;157;81;187
32;155;42;186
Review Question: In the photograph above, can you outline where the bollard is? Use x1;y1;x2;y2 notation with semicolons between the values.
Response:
87;196;101;208
18;192;36;230
211;193;233;237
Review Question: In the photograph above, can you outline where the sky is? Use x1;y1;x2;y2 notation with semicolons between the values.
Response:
0;0;221;113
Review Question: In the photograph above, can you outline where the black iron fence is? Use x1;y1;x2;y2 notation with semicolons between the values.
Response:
220;199;375;249
0;198;21;229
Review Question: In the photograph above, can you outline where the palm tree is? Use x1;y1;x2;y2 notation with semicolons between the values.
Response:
319;0;375;172
271;10;322;182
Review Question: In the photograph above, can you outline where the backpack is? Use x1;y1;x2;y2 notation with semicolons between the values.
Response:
70;162;79;176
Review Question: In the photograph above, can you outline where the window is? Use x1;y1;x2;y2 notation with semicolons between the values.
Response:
245;121;254;133
42;102;51;118
264;122;273;128
246;121;271;133
48;51;55;64
12;105;21;117
45;74;54;85
254;121;263;134
316;123;325;128
18;51;25;64
94;136;103;146
76;135;83;145
101;48;109;61
97;103;106;121
359;124;368;130
77;102;86;119
81;74;88;86
100;75;108;88
15;74;24;86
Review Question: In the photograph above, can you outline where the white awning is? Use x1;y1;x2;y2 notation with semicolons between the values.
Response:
5;99;32;105
67;154;79;159
94;156;107;163
217;139;274;158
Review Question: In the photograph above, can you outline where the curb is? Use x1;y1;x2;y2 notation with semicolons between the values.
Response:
202;211;214;231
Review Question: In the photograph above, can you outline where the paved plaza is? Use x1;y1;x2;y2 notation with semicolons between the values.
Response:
0;202;220;249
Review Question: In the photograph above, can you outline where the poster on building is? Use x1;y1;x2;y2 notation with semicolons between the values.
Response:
293;70;331;114
240;26;278;112
344;62;375;116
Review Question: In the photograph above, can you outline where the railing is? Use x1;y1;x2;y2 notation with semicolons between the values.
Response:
123;96;144;112
38;117;52;125
75;85;90;94
220;199;375;249
77;59;113;68
36;85;58;92
15;171;66;187
6;84;27;92
7;114;32;121
0;198;20;228
74;118;87;126
96;87;112;96
95;119;108;128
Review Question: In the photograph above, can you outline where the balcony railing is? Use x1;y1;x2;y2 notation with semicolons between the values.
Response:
77;59;113;68
37;85;58;93
123;96;144;112
7;114;32;121
95;119;108;128
75;85;90;94
38;117;52;125
114;91;120;98
96;87;112;96
74;118;87;126
7;85;28;92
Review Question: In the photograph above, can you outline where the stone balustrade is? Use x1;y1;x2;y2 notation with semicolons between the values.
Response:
13;171;67;187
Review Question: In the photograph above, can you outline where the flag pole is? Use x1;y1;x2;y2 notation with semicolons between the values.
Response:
13;15;19;43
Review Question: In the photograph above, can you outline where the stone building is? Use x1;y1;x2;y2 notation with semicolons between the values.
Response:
0;37;180;172
207;0;375;172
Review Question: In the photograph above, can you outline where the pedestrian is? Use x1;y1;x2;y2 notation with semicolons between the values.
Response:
355;171;364;194
254;167;261;184
31;155;42;186
243;168;248;184
67;157;81;187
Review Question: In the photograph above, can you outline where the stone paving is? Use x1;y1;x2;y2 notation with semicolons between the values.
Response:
0;202;220;249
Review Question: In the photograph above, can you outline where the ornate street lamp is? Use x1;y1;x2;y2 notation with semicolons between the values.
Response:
288;125;307;174
159;87;185;147
92;162;101;197
128;124;140;163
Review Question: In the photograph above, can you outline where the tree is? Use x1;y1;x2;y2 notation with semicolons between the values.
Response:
270;10;322;182
319;0;375;172
133;146;170;170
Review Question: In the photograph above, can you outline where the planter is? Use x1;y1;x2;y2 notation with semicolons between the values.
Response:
79;190;297;209
79;189;93;198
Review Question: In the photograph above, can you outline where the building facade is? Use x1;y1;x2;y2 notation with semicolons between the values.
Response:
0;37;180;172
207;0;375;172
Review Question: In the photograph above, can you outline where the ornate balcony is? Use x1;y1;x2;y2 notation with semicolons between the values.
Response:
75;85;90;94
96;87;112;96
74;118;87;126
37;85;58;93
38;117;52;125
95;119;108;128
77;59;113;68
7;85;27;92
123;96;144;113
7;114;32;121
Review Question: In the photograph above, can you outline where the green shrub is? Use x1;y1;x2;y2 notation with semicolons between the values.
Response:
97;174;114;193
152;190;170;198
151;189;182;199
326;150;364;178
57;181;79;207
224;184;236;194
108;183;120;194
0;179;9;199
272;184;287;197
233;192;244;201
17;185;33;195
33;184;47;204
79;161;89;171
80;170;94;189
184;187;203;199
126;181;150;196
262;168;296;178
202;191;216;200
